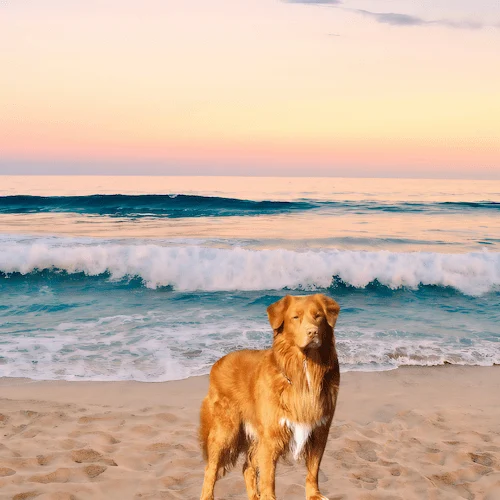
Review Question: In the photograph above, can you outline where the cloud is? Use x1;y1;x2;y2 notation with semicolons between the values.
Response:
355;11;424;26
283;1;494;30
353;9;484;29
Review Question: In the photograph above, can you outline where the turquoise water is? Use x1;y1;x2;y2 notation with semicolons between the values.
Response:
0;176;499;381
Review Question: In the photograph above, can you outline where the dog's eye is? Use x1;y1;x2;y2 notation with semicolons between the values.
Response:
315;313;323;319
292;315;299;320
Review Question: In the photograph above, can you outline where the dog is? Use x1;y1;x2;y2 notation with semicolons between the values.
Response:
199;293;340;500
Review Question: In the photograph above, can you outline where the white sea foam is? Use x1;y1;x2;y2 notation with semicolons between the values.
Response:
1;319;498;382
336;337;500;371
0;238;499;295
0;313;192;382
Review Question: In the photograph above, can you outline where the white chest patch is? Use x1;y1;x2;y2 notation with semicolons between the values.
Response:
280;419;312;460
280;417;329;460
244;422;257;441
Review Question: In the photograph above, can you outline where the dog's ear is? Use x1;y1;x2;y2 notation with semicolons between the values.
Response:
267;295;291;335
320;295;340;328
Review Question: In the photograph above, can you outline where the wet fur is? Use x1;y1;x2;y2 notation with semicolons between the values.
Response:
199;293;340;500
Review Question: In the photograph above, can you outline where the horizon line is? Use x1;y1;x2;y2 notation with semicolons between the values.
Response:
1;173;499;181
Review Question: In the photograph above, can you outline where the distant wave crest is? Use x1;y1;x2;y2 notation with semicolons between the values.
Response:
0;194;310;218
1;239;499;295
0;195;498;218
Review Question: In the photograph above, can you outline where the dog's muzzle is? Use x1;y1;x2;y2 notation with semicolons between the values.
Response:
304;328;321;348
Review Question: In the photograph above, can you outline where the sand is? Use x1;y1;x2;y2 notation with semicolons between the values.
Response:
1;366;499;500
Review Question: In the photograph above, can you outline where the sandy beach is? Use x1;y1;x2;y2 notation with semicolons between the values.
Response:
0;366;498;499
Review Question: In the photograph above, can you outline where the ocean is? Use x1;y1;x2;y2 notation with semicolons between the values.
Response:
0;176;499;382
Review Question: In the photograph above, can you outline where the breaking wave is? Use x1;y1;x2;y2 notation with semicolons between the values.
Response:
1;239;499;296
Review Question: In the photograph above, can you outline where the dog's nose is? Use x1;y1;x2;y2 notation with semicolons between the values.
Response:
307;327;319;338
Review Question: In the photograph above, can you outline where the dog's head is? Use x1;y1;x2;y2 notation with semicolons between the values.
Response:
267;294;340;350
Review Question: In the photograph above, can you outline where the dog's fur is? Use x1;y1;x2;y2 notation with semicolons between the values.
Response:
199;293;340;500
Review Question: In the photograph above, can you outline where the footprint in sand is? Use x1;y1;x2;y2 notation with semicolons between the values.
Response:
350;469;380;490
29;465;107;483
21;410;39;419
146;442;171;452
29;468;72;484
0;466;16;477
58;438;84;450
45;494;77;500
346;439;379;463
71;448;102;463
13;492;40;500
130;424;158;436
69;430;120;445
469;452;494;467
77;413;124;425
154;412;178;423
36;455;55;466
0;443;21;458
429;471;474;500
84;465;108;478
71;448;117;466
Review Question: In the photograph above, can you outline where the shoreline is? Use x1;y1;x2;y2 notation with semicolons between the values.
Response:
1;360;499;389
1;365;499;499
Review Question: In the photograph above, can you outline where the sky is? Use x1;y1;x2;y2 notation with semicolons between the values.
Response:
1;0;499;178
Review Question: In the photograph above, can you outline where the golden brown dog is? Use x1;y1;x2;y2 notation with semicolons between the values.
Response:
199;293;340;500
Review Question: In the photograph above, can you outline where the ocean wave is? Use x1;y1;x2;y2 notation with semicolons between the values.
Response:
0;195;498;218
1;239;499;295
1;321;497;382
0;194;312;218
336;335;500;371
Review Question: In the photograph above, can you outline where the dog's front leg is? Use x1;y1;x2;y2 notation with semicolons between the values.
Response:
304;422;331;500
243;443;259;500
256;439;279;500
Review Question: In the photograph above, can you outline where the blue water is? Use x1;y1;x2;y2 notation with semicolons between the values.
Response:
0;176;499;381
0;194;498;218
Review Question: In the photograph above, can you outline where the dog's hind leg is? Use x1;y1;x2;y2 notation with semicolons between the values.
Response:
200;397;242;500
243;442;258;500
200;436;223;500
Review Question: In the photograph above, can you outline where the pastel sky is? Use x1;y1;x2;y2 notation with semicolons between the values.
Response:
1;0;499;177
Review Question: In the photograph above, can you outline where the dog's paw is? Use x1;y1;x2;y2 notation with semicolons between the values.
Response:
307;495;329;500
199;495;214;500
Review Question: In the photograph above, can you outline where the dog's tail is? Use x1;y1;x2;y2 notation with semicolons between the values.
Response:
199;396;210;461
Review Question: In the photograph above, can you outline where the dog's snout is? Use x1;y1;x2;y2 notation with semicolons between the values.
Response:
307;327;319;338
